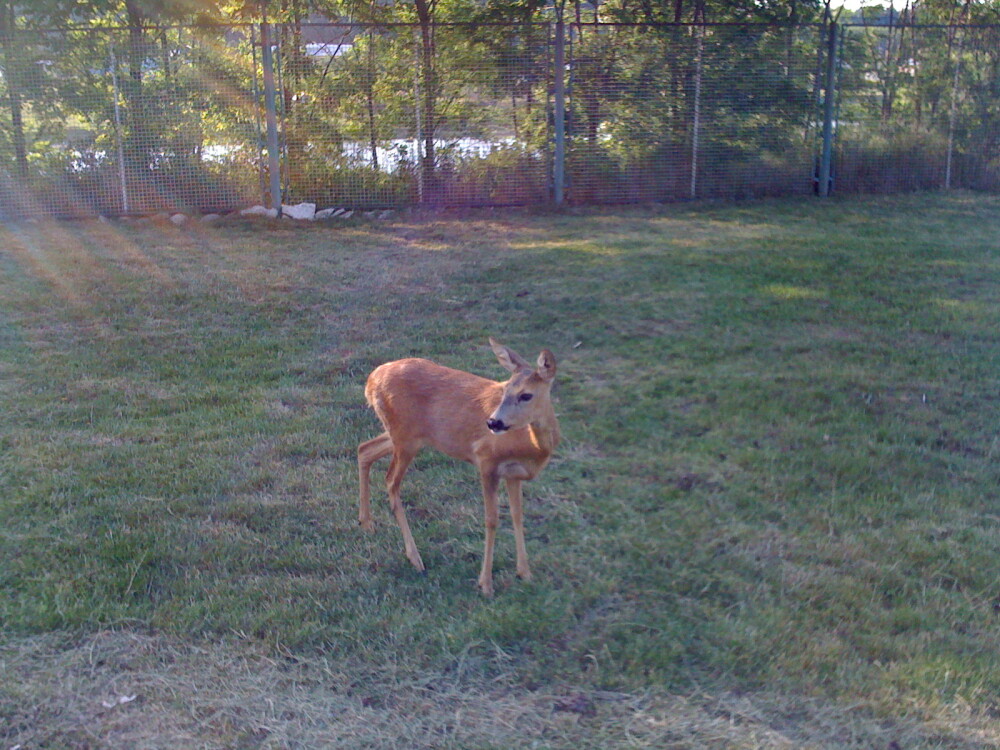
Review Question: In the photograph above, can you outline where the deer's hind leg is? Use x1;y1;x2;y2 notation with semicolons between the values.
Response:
386;446;424;572
358;432;393;531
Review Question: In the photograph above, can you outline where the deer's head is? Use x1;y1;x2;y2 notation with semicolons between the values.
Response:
486;338;556;434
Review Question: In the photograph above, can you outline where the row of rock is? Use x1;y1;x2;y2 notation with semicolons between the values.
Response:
240;202;395;221
113;202;394;226
117;212;221;226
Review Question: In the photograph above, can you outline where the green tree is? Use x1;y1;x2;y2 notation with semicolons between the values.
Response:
0;1;29;178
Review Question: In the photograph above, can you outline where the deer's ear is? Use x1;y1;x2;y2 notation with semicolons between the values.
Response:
536;349;557;381
490;338;529;373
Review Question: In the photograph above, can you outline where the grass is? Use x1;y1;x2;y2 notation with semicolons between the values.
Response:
1;193;999;748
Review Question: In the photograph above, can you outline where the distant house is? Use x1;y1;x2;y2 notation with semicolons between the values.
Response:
301;14;355;58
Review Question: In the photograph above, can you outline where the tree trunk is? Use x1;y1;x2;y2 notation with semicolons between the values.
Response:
124;0;143;84
0;2;28;179
123;0;148;171
280;0;293;117
413;0;436;197
785;0;797;76
366;32;378;171
7;83;28;179
880;8;896;120
582;81;600;146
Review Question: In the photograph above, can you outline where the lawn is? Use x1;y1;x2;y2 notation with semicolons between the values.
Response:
1;194;999;748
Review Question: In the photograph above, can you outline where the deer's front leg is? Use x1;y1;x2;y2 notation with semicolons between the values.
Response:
506;478;531;581
478;472;500;597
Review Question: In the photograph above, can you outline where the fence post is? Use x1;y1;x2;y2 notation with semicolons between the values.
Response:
260;19;283;215
818;21;838;197
553;18;566;206
944;27;966;190
413;29;425;204
109;48;130;215
690;24;704;200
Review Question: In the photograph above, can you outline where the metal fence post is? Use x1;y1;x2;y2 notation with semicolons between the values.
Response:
413;29;425;204
109;47;130;215
818;21;838;197
690;24;704;200
945;26;966;190
260;19;283;214
553;19;566;206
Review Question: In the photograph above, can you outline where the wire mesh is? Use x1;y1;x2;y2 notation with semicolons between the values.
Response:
562;23;825;204
836;23;1000;193
2;20;1000;218
275;22;552;210
0;25;266;218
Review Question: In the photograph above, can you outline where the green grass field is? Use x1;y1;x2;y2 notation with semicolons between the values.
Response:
2;194;999;748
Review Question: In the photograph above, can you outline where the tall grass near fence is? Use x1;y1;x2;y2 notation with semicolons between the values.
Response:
1;193;1000;747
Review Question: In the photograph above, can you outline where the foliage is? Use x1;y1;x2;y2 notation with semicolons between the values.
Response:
2;1;1000;213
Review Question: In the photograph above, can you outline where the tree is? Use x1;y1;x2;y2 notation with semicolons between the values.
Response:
0;1;29;178
413;0;439;195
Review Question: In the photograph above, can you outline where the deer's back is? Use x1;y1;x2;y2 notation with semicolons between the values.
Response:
365;358;502;462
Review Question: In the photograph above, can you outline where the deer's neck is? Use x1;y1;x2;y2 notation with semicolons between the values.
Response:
528;412;560;457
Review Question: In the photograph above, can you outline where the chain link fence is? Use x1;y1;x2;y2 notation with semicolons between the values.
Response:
1;19;999;218
836;22;1000;194
561;23;825;204
0;24;263;218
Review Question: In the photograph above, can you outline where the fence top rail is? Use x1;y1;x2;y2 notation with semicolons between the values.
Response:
840;21;1000;29
10;19;1000;34
11;20;549;33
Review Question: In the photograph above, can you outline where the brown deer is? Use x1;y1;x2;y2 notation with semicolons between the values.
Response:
358;338;560;596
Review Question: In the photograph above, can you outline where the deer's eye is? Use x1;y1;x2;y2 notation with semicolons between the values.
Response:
518;393;534;403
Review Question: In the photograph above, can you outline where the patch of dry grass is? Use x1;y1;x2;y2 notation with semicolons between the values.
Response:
4;630;998;749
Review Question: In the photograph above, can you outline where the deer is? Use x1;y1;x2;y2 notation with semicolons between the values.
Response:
358;338;560;597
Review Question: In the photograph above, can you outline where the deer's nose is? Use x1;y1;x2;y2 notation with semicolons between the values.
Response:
486;418;508;433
